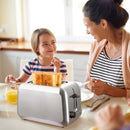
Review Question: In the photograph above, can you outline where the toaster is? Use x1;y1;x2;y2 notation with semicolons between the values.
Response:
17;82;82;127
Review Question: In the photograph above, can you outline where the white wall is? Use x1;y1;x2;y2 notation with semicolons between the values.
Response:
0;0;23;38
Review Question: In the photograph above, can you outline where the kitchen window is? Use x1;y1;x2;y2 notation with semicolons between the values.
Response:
22;0;93;43
22;0;130;43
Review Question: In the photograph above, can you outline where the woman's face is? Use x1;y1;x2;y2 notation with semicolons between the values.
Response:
37;34;56;58
83;17;105;42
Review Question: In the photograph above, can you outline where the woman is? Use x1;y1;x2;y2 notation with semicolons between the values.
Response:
83;0;130;97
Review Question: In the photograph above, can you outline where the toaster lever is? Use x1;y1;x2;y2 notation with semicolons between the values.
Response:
70;93;80;98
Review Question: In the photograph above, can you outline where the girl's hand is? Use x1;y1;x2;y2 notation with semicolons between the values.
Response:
85;79;106;95
5;75;16;83
95;104;124;130
51;57;61;73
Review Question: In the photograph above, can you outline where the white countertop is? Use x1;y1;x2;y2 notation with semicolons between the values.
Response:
0;83;129;130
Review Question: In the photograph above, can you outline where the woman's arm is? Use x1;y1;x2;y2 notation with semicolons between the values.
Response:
104;83;126;97
86;79;126;97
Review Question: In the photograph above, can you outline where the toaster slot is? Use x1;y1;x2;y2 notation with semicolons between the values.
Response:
69;88;80;118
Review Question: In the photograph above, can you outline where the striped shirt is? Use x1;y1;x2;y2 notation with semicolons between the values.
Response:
23;58;67;75
90;49;125;88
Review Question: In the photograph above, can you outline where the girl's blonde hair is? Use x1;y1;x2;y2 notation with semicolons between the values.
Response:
31;28;56;56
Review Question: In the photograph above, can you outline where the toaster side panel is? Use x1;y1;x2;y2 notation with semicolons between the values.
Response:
60;82;82;126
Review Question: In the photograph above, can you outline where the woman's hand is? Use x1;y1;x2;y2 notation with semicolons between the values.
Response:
5;74;16;83
85;79;106;95
95;104;124;130
51;57;61;73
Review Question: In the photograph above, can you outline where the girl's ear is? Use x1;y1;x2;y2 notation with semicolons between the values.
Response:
100;19;108;29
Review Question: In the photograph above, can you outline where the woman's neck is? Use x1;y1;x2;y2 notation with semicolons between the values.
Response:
38;56;53;66
107;28;123;48
104;28;123;59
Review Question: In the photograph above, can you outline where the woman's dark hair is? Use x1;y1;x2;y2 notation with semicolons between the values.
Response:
83;0;129;28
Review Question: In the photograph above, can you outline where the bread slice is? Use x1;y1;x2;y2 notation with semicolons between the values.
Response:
32;72;62;87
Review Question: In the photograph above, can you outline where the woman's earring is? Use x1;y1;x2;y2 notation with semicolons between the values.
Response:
37;52;40;55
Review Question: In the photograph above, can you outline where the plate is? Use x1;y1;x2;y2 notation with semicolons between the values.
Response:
81;88;94;102
75;81;94;102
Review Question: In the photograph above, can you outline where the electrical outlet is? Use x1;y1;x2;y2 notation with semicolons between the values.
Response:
1;24;8;32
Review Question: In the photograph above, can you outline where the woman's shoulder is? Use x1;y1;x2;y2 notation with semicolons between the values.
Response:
122;29;130;41
122;30;130;49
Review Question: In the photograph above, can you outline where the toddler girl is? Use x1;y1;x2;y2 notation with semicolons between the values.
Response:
5;28;67;83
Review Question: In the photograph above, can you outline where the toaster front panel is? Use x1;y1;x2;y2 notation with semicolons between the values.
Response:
17;85;63;123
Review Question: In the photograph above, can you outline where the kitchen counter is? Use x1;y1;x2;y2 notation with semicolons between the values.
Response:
0;41;91;54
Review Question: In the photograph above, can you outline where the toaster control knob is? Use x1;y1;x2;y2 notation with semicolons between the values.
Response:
69;111;76;118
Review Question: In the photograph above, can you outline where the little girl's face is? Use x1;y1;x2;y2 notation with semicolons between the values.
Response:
37;34;56;58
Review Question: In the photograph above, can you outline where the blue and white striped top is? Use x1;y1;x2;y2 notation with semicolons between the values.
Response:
90;49;125;88
23;58;67;75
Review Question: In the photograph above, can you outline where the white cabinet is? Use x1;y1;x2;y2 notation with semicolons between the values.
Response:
0;51;89;82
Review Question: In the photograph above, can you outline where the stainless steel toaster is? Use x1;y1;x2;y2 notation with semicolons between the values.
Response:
17;82;82;127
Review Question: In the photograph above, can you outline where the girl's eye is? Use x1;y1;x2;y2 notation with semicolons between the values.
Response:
52;41;55;45
42;43;48;46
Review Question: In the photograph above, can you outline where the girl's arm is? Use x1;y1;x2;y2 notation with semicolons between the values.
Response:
5;72;30;83
52;57;67;80
16;72;30;83
5;74;17;83
62;73;66;81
